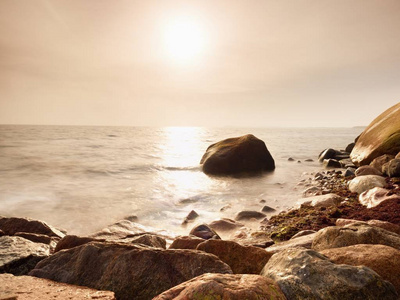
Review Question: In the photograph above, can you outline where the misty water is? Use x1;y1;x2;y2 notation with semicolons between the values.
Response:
0;125;362;236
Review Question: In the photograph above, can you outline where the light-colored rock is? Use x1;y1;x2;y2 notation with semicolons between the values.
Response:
297;193;343;208
359;187;400;208
0;273;115;300
261;248;398;300
336;218;400;235
350;102;400;166
348;175;387;194
321;244;400;294
355;165;383;176
266;233;317;254
153;273;286;300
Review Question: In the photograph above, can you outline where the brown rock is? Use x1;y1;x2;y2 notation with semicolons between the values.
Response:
209;218;244;231
386;158;400;177
230;229;274;248
168;236;205;250
235;210;266;221
355;165;383;176
336;218;400;235
370;154;395;173
153;273;286;300
200;134;275;175
29;241;232;300
55;235;103;253
0;216;65;238
359;187;400;208
0;273;115;300
14;232;52;245
196;239;272;274
266;232;317;254
181;210;199;225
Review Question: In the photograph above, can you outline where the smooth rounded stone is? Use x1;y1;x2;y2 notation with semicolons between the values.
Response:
153;273;286;300
182;210;199;225
386;158;400;177
0;273;116;300
323;158;342;169
312;223;400;251
196;239;272;274
359;187;400;208
266;233;317;254
346;142;356;153
261;205;276;213
297;193;343;208
288;157;295;161
302;186;323;197
0;236;49;275
234;210;266;221
355;165;383;176
350;102;400;166
189;224;221;240
291;230;317;239
168;236;205;250
344;167;356;177
321;244;400;294
348;175;387;194
200;134;275;175
208;218;244;231
370;154;395;173
318;148;337;162
30;241;233;300
336;218;400;235
0;216;65;238
261;248;398;300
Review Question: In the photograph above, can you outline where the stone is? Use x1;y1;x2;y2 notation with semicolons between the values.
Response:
348;175;387;194
13;232;52;245
321;244;400;294
189;224;221;240
297;193;343;208
359;187;400;208
336;218;400;235
312;223;400;251
0;236;49;275
370;154;395;173
230;230;274;248
323;158;342;168
200;134;275;175
291;230;317;239
266;232;317;254
153;273;286;300
350;102;400;166
235;210;266;221
346;142;355;153
168;236;205;249
208;218;243;231
196;239;272;274
0;273;116;300
261;205;276;213
30;241;232;300
318;148;337;162
182;210;199;225
355;165;383;176
386;158;400;177
344;167;356;177
305;158;314;162
55;235;101;253
261;248;398;300
0;216;65;238
0;229;4;237
124;233;166;249
288;157;295;161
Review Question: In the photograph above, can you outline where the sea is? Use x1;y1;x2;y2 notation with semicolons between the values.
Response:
0;125;363;236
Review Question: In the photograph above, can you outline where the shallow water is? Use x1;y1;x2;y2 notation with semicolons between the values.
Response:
0;125;362;235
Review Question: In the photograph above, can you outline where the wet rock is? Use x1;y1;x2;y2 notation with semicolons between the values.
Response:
288;157;295;161
386;158;400;177
266;232;317;254
345;142;355;153
209;218;243;231
359;187;400;208
344;167;356;177
0;216;65;238
0;236;49;275
200;134;275;175
305;158;314;162
336;218;400;235
123;215;138;222
321;244;400;294
219;204;231;211
235;210;266;221
30;241;232;300
189;224;221;240
196;239;272;274
348;175;387;194
312;223;400;251
153;273;286;300
318;148;337;162
351;102;400;166
370;154;395;173
261;205;276;213
323;158;342;169
355;165;383;176
182;210;199;225
261;248;398;300
297;193;343;208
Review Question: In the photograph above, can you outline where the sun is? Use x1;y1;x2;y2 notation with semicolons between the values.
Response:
163;16;206;64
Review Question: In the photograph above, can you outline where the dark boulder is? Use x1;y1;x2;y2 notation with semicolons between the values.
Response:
189;224;221;240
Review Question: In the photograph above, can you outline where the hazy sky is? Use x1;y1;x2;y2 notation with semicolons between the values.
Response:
1;0;400;127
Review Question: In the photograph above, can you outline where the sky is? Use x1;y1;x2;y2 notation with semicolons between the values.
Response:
0;0;400;127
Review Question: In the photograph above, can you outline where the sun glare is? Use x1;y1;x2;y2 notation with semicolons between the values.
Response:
163;17;206;64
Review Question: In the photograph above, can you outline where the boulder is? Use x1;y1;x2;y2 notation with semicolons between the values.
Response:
266;232;317;254
168;236;204;250
189;224;221;240
370;154;395;173
312;223;400;251
196;239;272;274
261;248;398;300
0;273;116;300
323;159;342;169
55;235;100;253
348;175;387;194
346;142;356;153
0;236;49;275
318;148;337;162
321;244;400;294
336;218;400;235
386;158;400;177
344;167;356;177
359;187;400;208
297;193;342;208
291;230;317;239
230;230;274;248
235;210;266;221
351;102;400;166
30;241;232;300
153;273;286;300
200;134;275;175
0;216;65;238
355;165;383;176
123;233;166;249
208;218;244;231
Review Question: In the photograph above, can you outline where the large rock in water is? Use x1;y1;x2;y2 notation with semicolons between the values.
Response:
200;134;275;175
350;102;400;166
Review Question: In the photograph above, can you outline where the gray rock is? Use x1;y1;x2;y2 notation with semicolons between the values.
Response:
323;159;342;169
344;167;356;177
189;224;221;240
345;142;355;153
261;248;398;300
348;175;387;194
235;211;266;221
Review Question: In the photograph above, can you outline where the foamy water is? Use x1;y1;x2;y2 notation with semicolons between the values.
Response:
0;125;362;235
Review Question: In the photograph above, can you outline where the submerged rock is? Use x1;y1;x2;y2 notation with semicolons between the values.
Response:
235;210;266;221
208;218;244;231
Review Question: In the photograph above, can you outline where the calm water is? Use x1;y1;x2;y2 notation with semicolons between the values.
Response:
0;125;362;235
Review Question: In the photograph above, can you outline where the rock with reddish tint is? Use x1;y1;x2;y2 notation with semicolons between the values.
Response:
153;273;286;300
359;187;400;208
55;235;101;253
189;224;221;240
297;193;342;208
235;211;266;221
200;134;275;175
261;248;398;300
312;223;400;251
124;233;166;249
266;233;317;254
336;218;400;235
196;239;272;274
0;216;65;238
0;236;49;275
386;158;400;177
355;165;383;176
0;273;116;300
30;241;232;300
209;218;244;231
168;236;205;250
370;154;395;173
321;244;400;294
348;175;387;194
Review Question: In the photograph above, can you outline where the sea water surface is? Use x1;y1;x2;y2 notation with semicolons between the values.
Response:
0;125;362;235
